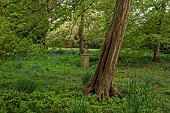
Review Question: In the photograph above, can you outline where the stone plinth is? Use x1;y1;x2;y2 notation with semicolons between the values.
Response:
81;54;90;67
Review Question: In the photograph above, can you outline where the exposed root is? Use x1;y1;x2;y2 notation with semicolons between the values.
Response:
82;87;95;95
110;85;124;98
82;85;123;99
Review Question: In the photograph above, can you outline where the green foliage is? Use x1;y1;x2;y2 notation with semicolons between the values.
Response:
46;29;76;48
69;99;87;113
0;0;75;63
15;77;37;93
0;49;169;112
1;0;169;64
115;72;170;113
14;56;24;69
81;71;93;85
0;89;128;113
48;48;78;55
123;0;170;54
0;0;170;112
89;49;100;62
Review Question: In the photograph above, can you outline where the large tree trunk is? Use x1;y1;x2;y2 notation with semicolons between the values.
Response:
82;0;132;100
78;14;85;55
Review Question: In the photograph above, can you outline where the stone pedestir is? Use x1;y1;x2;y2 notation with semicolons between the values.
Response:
81;45;90;67
81;53;90;67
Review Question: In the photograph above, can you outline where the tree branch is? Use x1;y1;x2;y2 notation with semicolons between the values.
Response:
3;0;22;8
0;16;45;66
54;0;96;46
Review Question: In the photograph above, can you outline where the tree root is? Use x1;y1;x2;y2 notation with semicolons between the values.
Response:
110;85;124;98
82;87;95;95
82;85;123;99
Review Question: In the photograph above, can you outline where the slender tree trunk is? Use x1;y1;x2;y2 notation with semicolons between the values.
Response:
153;41;160;62
78;14;85;55
82;0;132;100
153;2;166;62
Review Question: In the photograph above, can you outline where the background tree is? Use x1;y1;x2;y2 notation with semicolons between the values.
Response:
46;0;116;49
0;0;51;63
77;0;85;54
0;0;74;64
123;0;170;62
84;0;116;49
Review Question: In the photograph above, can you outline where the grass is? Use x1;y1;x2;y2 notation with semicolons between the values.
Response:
0;48;170;113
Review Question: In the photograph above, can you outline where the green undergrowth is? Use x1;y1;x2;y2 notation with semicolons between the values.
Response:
0;49;170;113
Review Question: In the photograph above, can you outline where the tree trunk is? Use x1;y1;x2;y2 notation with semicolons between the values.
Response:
153;2;166;62
153;41;160;62
78;14;85;55
82;0;132;100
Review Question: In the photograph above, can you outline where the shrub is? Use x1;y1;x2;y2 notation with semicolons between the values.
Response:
69;99;87;113
48;49;78;55
14;56;23;69
81;72;93;85
15;77;37;93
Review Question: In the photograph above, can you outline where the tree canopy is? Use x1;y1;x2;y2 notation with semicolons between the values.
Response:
0;0;170;62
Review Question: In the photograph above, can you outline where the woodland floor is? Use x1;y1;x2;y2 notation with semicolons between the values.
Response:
0;48;170;113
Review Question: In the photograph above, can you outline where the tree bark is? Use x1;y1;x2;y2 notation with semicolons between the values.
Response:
153;41;160;62
82;0;132;100
78;14;85;55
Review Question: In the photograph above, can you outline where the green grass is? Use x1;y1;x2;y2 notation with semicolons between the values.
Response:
0;49;170;113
